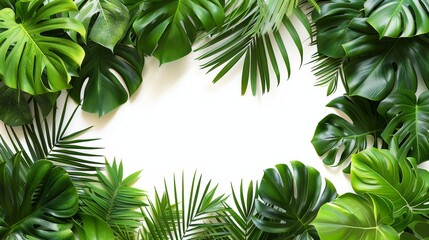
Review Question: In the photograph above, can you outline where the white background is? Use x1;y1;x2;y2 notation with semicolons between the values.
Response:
73;34;354;197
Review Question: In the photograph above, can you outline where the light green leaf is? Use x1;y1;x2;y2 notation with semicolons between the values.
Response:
0;154;78;239
254;161;337;239
71;0;130;50
365;0;429;38
0;0;86;94
75;214;115;240
134;0;224;63
70;42;144;116
352;148;429;220
313;193;398;240
378;90;429;163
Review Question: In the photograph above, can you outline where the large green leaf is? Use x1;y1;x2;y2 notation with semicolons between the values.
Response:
198;0;311;95
254;161;337;239
312;95;386;171
142;172;228;239
133;0;224;63
74;214;115;240
70;0;130;50
0;154;78;239
313;193;398;240
365;0;429;38
0;0;86;95
378;90;429;163
80;160;146;238
401;221;429;240
351;148;429;222
70;42;144;116
313;0;365;58
343;33;429;101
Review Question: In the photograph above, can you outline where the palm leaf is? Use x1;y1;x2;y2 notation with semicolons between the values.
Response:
0;0;86;95
254;161;337;239
5;96;104;185
198;0;312;95
142;172;229;239
0;154;78;239
310;52;345;95
133;0;225;64
79;159;146;238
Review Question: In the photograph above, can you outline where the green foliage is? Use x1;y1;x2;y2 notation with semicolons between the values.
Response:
71;0;130;50
254;161;337;239
312;95;386;171
80;160;146;238
74;214;116;240
313;193;398;240
401;222;429;240
142;172;228;239
378;90;429;163
69;42;144;116
365;0;429;38
0;0;86;95
133;0;225;64
0;154;78;239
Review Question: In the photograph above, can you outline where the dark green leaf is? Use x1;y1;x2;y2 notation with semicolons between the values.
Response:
312;95;386;170
75;214;115;240
70;42;144;116
0;85;32;126
254;161;337;239
0;154;78;239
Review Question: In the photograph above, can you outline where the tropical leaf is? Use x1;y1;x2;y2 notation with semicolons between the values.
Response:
313;193;398;240
312;0;365;58
311;95;386;171
351;148;429;227
69;42;144;116
378;90;429;163
401;221;429;240
79;160;146;238
74;214;116;240
142;172;229;239
365;0;429;38
70;0;130;50
6;96;104;185
310;52;345;95
133;0;224;63
0;0;86;95
254;161;337;239
198;0;312;95
222;181;267;240
0;154;78;239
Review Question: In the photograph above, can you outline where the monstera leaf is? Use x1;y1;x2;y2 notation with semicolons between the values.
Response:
254;161;337;239
0;0;86;95
401;221;429;240
313;0;365;58
365;0;429;38
70;42;144;116
133;0;224;63
70;0;130;50
351;148;429;226
312;95;386;171
0;154;78;239
378;90;429;163
343;33;429;101
313;193;398;240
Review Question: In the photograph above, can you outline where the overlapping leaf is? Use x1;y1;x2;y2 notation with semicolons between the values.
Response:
312;95;386;171
0;0;86;94
254;161;337;239
70;42;144;116
71;0;130;50
365;0;429;38
0;154;78;239
378;90;429;163
313;193;398;240
133;0;224;63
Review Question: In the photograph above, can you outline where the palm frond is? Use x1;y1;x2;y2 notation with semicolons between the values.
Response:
4;96;104;185
310;53;346;95
198;0;313;95
142;172;229;239
80;159;147;239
